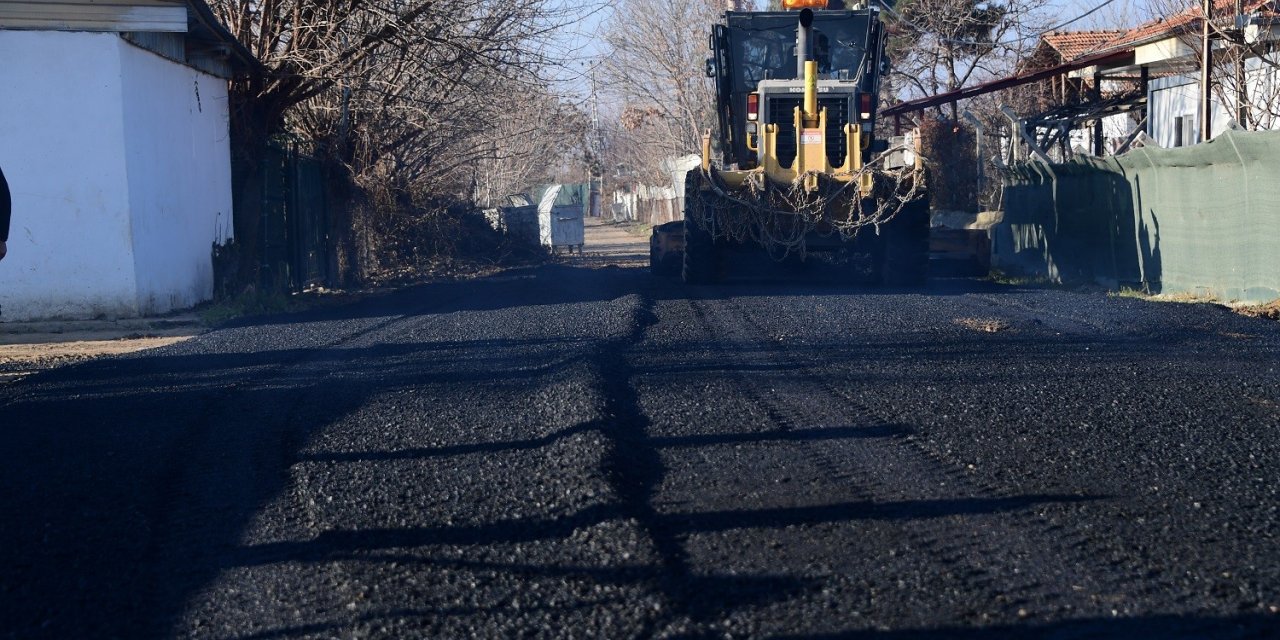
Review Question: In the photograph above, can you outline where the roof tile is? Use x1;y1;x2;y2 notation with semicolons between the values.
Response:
1042;30;1127;60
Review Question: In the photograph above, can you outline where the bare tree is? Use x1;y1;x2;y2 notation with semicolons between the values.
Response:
885;0;1052;119
470;92;590;207
599;0;722;182
206;0;592;282
1143;0;1280;131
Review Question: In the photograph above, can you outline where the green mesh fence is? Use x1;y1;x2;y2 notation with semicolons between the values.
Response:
996;129;1280;303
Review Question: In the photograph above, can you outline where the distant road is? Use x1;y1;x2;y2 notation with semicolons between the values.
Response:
2;221;1278;638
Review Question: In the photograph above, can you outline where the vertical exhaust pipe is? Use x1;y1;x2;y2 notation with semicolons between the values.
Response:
797;9;818;124
796;8;814;78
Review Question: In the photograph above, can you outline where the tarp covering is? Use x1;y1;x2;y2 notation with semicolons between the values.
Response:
996;129;1280;302
531;183;589;208
536;185;585;249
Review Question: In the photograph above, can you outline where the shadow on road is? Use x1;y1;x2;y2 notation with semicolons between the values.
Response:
225;261;1008;328
0;253;1270;638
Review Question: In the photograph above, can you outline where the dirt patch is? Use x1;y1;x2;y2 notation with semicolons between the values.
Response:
1235;299;1280;321
2;309;205;383
1;333;196;383
954;317;1011;333
565;218;650;269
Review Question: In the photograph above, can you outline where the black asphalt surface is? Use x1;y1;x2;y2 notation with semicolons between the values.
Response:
3;244;1280;638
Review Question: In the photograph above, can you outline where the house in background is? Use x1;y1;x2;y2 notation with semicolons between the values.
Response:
1016;0;1280;155
0;0;257;321
1113;0;1280;147
882;0;1280;163
1017;30;1146;157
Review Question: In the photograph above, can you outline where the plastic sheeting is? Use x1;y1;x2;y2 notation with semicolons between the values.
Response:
536;185;584;250
531;183;589;209
995;129;1280;302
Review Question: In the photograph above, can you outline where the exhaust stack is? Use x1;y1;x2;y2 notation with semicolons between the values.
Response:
797;9;818;124
796;8;813;78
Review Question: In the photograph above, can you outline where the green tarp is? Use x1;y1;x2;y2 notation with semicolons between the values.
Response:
997;129;1280;303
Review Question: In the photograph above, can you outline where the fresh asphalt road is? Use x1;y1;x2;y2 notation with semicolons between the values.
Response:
3;225;1279;639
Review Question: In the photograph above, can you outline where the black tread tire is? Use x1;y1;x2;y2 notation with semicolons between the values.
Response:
880;197;929;287
682;215;716;284
681;172;718;284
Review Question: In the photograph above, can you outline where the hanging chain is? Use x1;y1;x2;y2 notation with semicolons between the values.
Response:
688;147;926;261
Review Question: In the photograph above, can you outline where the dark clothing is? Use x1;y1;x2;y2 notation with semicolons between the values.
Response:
0;166;9;242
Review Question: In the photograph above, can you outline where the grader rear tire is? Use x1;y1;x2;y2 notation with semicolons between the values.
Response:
681;172;718;284
682;216;717;284
880;197;929;287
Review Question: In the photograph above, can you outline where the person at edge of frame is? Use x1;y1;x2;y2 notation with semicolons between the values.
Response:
0;165;9;262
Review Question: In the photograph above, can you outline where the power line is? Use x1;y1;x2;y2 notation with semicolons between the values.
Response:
1039;0;1127;34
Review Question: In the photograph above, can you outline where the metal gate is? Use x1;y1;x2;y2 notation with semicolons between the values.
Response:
260;141;330;291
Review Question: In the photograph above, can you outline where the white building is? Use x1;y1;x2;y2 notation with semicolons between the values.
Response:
0;1;257;321
1095;3;1280;148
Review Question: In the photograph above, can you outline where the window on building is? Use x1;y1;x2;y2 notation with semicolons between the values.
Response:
1173;114;1197;147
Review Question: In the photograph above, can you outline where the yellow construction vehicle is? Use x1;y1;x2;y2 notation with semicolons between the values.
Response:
652;0;927;284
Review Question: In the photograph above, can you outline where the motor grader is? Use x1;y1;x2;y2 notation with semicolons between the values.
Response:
650;0;928;284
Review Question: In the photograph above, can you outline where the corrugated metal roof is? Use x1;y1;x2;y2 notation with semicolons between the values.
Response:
0;1;260;77
184;0;261;75
0;1;189;32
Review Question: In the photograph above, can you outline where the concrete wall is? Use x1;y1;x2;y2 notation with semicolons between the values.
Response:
0;30;139;320
0;30;233;321
1148;74;1232;148
119;40;233;316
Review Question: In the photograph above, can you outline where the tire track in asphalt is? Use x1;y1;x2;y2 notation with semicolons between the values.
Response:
721;297;1177;617
684;290;1156;627
683;294;1022;623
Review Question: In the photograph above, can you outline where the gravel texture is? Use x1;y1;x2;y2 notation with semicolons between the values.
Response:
1;259;1278;638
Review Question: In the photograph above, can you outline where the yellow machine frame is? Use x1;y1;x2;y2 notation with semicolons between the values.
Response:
701;60;874;196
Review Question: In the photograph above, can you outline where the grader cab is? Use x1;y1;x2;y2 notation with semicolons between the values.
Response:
651;1;928;284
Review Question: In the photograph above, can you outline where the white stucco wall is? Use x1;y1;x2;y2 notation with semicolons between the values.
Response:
0;30;234;321
0;30;139;321
119;40;234;316
1148;74;1232;149
1067;113;1142;155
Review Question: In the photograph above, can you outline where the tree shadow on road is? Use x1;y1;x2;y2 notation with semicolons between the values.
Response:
0;258;1270;639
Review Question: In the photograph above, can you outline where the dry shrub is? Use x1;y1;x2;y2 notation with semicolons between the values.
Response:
919;114;979;213
351;190;544;285
1236;300;1280;321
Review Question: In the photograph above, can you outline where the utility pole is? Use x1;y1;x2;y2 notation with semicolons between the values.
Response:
588;67;603;218
1235;0;1249;126
1200;0;1214;141
1092;70;1104;156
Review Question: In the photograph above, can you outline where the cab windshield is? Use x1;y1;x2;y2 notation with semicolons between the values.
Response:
729;15;872;91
